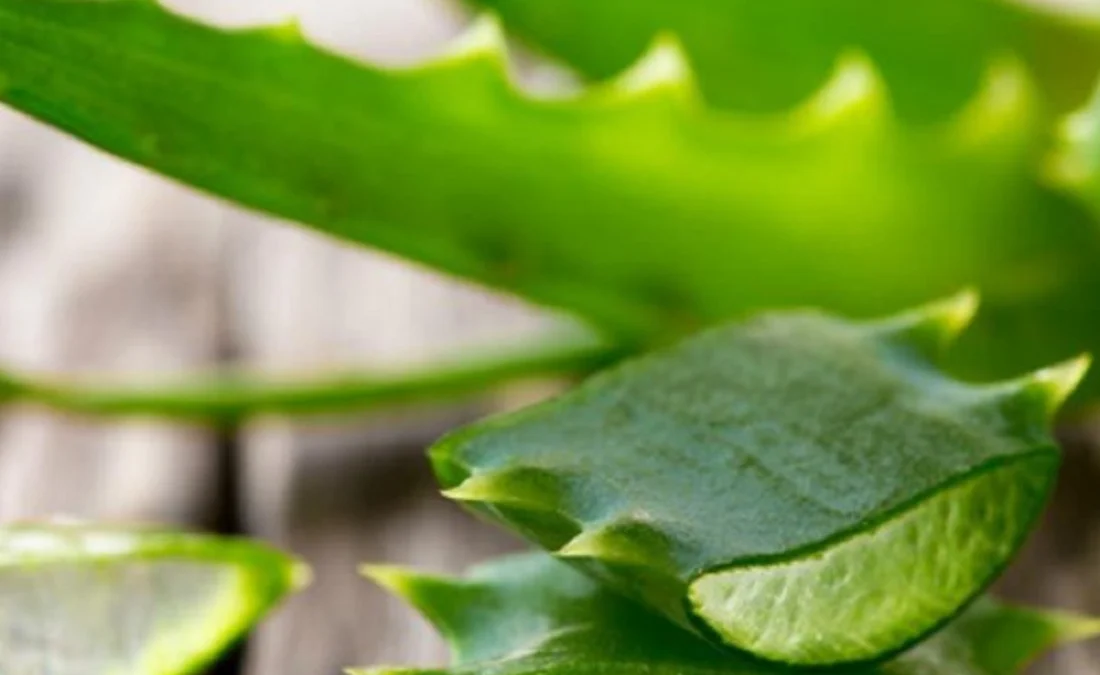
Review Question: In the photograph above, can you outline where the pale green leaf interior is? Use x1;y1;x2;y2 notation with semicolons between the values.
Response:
688;457;1051;664
0;525;306;675
0;563;254;675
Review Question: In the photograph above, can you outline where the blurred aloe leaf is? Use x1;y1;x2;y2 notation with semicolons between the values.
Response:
0;522;307;675
2;0;1100;399
1050;81;1100;219
352;552;1100;675
0;333;618;421
433;297;1088;665
467;0;1100;121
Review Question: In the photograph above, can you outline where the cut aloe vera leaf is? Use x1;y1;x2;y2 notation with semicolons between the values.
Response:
0;523;308;675
434;295;1087;666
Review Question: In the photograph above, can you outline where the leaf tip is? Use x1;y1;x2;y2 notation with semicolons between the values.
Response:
800;50;890;131
871;289;980;358
442;13;508;68
556;519;663;569
440;473;500;504
555;529;606;560
360;564;418;597
268;17;305;43
610;32;699;105
946;53;1036;153
927;287;981;336
1023;354;1091;418
1045;82;1100;212
441;468;562;510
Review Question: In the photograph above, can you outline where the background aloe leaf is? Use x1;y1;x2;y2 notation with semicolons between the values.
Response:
432;297;1087;666
2;0;1100;398
0;333;618;421
353;552;1100;675
1049;81;1100;220
0;522;308;675
466;0;1100;121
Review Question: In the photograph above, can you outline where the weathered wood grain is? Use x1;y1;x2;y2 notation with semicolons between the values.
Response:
0;108;225;526
224;205;550;674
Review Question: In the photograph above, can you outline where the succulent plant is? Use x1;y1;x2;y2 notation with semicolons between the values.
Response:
3;0;1100;672
433;295;1088;665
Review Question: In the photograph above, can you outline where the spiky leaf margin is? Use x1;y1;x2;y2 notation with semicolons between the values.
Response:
465;0;1100;120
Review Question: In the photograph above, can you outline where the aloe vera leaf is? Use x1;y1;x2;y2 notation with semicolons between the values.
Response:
0;522;308;675
466;0;1100;120
352;552;1100;675
432;296;1088;666
0;333;618;421
2;0;1099;393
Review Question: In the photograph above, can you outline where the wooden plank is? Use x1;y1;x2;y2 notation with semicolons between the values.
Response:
0;108;225;526
228;212;548;674
240;413;521;674
204;7;563;671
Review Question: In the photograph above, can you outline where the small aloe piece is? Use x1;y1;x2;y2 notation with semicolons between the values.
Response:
432;295;1088;666
353;552;1100;675
467;0;1100;120
0;522;308;675
3;0;1100;400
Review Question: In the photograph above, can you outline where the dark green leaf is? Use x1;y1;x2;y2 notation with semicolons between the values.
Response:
433;297;1087;665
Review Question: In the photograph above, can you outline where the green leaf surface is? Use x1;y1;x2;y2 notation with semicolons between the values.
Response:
0;333;618;421
432;297;1087;666
3;0;1100;399
353;552;1100;675
0;522;308;675
467;0;1100;120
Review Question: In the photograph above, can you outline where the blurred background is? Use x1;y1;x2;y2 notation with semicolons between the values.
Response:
1;0;1099;674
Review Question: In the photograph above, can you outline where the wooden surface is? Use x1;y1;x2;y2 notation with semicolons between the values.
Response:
0;111;225;526
0;1;1098;674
